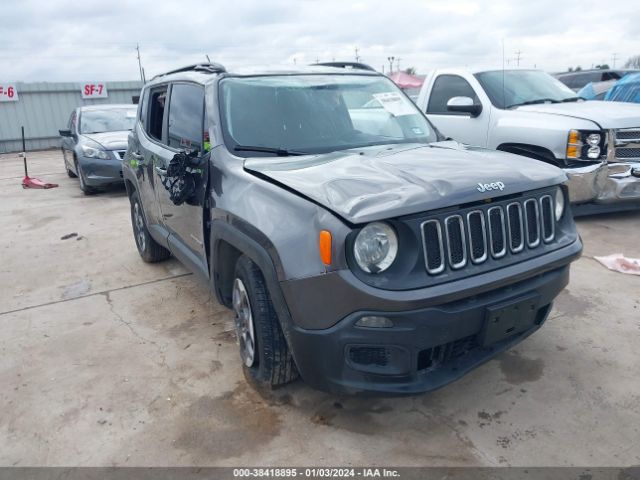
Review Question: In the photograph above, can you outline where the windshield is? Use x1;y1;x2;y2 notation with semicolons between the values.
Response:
80;108;136;134
219;74;438;156
475;70;578;109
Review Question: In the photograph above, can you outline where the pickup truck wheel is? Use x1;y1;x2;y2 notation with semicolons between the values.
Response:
233;255;298;389
129;190;171;263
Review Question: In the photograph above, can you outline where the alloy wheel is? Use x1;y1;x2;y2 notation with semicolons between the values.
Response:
232;278;256;367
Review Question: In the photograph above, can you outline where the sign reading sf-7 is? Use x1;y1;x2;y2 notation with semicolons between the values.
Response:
81;83;108;99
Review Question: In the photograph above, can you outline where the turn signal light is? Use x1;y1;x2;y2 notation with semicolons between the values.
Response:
319;230;332;265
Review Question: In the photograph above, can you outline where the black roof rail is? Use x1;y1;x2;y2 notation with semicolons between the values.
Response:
314;61;376;72
152;63;226;80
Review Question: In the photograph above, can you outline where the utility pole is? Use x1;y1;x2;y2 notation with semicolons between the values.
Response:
396;57;402;72
387;56;395;74
381;65;385;74
354;47;360;63
136;43;145;82
612;52;618;68
514;50;522;67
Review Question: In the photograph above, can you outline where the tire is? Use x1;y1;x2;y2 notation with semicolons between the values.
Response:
76;160;95;195
232;255;298;389
129;190;171;263
64;150;77;177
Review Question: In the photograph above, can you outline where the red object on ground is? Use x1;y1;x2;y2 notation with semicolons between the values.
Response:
389;71;424;89
22;176;58;189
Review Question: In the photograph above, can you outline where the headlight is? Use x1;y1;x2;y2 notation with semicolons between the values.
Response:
566;130;602;160
81;145;110;159
555;187;565;221
586;133;601;147
353;222;398;273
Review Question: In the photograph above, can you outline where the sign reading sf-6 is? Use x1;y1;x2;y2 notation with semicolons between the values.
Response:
81;83;108;99
0;84;19;102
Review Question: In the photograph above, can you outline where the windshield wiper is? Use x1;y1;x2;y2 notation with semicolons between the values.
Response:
233;145;308;156
506;98;561;108
561;96;585;102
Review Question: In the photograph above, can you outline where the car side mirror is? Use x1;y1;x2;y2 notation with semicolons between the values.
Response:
59;129;73;137
447;96;483;117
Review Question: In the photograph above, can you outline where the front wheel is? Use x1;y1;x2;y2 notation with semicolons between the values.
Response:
76;160;95;195
129;190;170;263
232;255;298;389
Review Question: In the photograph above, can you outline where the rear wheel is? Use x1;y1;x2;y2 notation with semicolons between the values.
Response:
232;255;298;389
129;190;170;263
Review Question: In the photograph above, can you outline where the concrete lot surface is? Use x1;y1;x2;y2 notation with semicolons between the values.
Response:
1;150;639;467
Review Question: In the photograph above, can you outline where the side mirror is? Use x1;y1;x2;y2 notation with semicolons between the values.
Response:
59;129;73;137
446;96;483;117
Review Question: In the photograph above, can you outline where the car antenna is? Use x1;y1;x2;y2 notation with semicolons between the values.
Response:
502;38;506;108
206;54;211;63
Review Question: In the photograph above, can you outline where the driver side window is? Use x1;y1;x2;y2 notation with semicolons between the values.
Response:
427;75;479;115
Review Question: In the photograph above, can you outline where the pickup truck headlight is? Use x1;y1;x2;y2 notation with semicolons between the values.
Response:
353;222;398;273
81;144;110;160
566;130;602;160
555;187;565;220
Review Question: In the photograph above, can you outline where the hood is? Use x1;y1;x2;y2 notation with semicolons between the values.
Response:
517;101;640;129
83;131;129;150
244;142;566;224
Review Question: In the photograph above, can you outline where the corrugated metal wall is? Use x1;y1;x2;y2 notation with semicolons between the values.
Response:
0;81;142;153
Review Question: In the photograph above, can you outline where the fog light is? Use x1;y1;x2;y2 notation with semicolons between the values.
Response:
587;146;601;159
355;316;394;328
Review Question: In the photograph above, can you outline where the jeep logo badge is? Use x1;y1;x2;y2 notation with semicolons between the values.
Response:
477;182;505;193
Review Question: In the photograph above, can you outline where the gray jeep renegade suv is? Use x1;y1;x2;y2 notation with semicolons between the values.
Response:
123;63;582;395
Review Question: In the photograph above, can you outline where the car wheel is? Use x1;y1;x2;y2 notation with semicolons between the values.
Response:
64;150;77;177
76;160;95;195
232;255;298;389
129;190;170;263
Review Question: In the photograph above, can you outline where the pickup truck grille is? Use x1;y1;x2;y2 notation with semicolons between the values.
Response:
421;193;556;275
614;128;640;160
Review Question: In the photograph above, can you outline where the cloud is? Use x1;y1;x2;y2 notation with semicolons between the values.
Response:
0;0;637;81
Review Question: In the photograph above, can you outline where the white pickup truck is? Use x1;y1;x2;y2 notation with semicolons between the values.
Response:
415;68;640;212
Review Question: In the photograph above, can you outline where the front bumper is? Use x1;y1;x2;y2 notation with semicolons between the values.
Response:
564;161;640;207
282;239;581;395
78;152;124;187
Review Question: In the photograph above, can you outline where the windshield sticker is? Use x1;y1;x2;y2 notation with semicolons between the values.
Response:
372;92;415;117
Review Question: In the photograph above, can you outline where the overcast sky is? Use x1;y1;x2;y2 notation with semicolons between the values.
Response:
1;0;637;82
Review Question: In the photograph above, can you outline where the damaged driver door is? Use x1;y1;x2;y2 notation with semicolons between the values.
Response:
153;82;209;278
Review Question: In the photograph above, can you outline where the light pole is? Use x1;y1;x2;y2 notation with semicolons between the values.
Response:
387;56;395;75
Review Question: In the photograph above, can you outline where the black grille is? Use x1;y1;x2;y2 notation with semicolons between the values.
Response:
615;129;640;141
467;211;487;263
445;216;465;268
417;335;477;371
422;220;444;273
420;192;555;275
506;203;524;252
348;346;390;367
488;207;506;257
524;199;540;247
540;196;554;242
615;148;640;159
